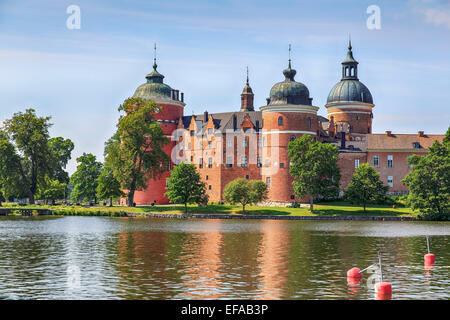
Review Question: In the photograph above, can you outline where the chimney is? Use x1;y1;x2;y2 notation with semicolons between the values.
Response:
204;111;208;123
385;131;392;136
341;132;346;149
418;131;424;137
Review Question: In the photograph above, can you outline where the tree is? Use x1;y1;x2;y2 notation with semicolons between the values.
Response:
0;184;5;206
48;137;75;184
105;97;170;207
164;162;206;214
2;109;53;204
345;163;388;213
70;153;103;204
402;129;450;220
223;178;268;214
96;165;122;206
36;177;66;205
288;135;341;212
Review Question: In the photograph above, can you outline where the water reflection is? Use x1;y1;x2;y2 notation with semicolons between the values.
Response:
0;217;448;300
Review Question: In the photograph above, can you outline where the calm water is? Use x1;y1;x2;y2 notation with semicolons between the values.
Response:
0;216;448;300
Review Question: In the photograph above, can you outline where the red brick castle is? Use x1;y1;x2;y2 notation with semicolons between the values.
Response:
123;41;445;205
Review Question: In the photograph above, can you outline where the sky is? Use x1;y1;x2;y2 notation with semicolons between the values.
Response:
0;0;449;174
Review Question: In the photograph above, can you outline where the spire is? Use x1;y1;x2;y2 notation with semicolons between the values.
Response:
341;38;358;80
283;44;296;81
153;43;157;70
241;66;254;111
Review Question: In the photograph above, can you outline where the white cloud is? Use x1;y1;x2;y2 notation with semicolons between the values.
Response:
423;8;450;28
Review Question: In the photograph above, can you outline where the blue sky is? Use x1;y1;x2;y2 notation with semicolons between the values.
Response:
0;0;449;174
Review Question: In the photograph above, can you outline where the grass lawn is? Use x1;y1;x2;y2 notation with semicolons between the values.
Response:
0;201;415;217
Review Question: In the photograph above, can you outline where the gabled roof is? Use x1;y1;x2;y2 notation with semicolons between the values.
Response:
367;133;444;151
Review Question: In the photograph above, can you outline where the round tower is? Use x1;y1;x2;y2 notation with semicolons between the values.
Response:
131;48;185;205
325;40;374;134
260;48;319;202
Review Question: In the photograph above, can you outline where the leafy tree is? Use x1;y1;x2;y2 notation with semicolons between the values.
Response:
105;97;170;207
223;178;268;214
288;134;341;212
70;153;103;204
0;184;5;206
96;165;122;206
402;129;450;220
2;109;53;204
48;137;74;184
345;163;388;213
36;177;67;205
164;162;206;214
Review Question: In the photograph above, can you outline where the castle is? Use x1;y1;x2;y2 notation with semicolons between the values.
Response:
122;41;445;205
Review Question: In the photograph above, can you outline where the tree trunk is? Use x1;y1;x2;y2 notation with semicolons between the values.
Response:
127;190;135;207
28;191;35;205
363;203;366;213
110;197;113;207
243;204;246;215
309;194;314;213
185;203;188;214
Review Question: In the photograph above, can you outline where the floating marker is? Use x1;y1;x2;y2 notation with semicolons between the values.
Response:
424;236;435;267
375;252;392;300
347;267;363;279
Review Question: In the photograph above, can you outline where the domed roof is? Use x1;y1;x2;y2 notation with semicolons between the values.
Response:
133;61;172;100
327;79;373;104
326;40;373;105
268;61;312;106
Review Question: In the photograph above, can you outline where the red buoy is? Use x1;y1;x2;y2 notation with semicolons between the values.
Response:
375;282;392;300
424;253;435;266
347;267;362;279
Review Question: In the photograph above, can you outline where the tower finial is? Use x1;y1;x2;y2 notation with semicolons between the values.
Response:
153;43;157;70
246;66;249;85
288;44;292;68
348;34;352;50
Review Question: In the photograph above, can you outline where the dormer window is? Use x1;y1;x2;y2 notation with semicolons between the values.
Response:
413;142;421;149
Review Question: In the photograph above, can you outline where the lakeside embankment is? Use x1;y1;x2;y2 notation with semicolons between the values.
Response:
0;201;426;221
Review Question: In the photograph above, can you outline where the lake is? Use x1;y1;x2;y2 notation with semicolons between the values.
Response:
0;216;448;300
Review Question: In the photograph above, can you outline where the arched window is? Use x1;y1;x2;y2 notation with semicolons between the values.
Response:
278;116;283;126
307;117;311;128
290;136;296;141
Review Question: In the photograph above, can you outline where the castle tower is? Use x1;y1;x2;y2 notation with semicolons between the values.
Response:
325;39;374;134
240;67;254;112
260;46;319;202
131;45;185;205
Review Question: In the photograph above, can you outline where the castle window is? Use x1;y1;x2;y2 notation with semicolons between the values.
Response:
227;139;233;148
190;130;195;136
413;142;421;149
209;185;212;190
257;156;262;167
243;127;250;133
226;157;233;168
290;195;295;200
373;155;379;167
307;117;311;128
206;175;208;180
355;159;360;169
199;158;203;169
266;177;271;188
243;138;248;148
208;157;213;168
208;141;212;148
246;175;249;180
290;136;296;141
233;115;237;131
278;116;283;126
241;156;248;168
265;159;270;167
208;128;213;135
387;155;393;168
280;163;285;168
387;176;393;188
255;121;260;131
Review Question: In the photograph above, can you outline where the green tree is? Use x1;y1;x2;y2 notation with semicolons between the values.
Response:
105;97;170;207
2;109;53;204
223;178;268;214
288;134;341;212
96;166;122;206
345;163;388;213
70;153;103;204
402;129;450;220
48;137;75;184
0;184;5;206
164;162;206;214
36;177;66;205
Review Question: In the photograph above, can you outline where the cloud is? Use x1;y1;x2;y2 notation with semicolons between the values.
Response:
423;8;450;28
